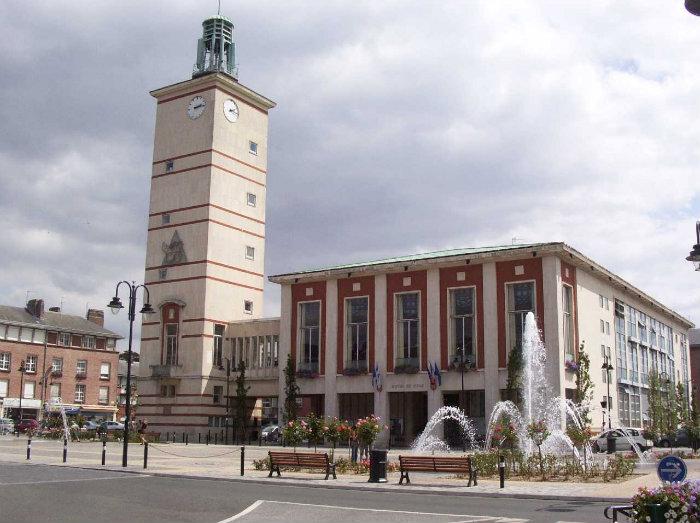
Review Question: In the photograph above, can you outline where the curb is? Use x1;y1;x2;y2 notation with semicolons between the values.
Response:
23;461;629;504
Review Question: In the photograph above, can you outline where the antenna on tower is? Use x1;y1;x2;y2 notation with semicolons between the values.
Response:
217;0;221;15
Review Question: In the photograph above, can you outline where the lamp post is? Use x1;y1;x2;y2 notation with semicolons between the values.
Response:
453;349;474;452
18;360;26;423
108;281;155;467
687;0;700;16
685;221;700;271
601;355;614;430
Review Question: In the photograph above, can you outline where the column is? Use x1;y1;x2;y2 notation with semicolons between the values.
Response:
426;268;443;437
542;256;563;397
277;284;292;423
324;279;338;418
482;262;499;417
373;274;390;446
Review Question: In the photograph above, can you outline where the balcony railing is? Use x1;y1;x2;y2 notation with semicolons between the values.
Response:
150;364;181;378
343;360;368;375
394;357;419;374
296;361;319;378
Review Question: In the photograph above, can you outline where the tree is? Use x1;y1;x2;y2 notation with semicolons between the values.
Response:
574;342;593;427
505;345;524;408
676;383;690;427
234;360;250;443
283;354;300;422
647;370;664;440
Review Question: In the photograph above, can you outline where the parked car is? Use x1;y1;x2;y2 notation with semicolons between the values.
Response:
81;421;100;431
0;418;15;434
592;428;653;452
98;421;125;433
16;419;39;433
655;429;693;448
261;424;279;442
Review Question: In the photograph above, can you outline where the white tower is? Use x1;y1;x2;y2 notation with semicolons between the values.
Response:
138;14;275;434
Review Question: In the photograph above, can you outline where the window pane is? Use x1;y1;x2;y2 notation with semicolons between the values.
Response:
302;302;320;327
349;297;368;324
399;293;418;320
512;283;534;311
452;288;473;316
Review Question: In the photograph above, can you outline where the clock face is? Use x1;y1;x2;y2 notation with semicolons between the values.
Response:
223;99;239;123
187;96;206;120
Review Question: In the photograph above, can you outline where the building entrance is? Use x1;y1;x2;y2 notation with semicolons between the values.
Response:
443;390;486;445
389;391;427;447
338;393;373;423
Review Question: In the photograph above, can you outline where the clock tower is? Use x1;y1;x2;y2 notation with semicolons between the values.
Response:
138;14;275;434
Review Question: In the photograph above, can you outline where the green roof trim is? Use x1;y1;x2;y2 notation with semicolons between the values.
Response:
270;242;556;279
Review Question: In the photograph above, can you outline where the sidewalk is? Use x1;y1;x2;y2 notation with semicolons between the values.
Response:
1;437;698;502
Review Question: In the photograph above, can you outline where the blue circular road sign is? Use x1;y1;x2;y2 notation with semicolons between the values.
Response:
657;455;687;483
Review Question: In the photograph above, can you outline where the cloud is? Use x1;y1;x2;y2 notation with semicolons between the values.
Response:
1;0;699;349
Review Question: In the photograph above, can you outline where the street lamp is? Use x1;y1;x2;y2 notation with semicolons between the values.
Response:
685;221;700;271
601;355;614;430
108;281;155;467
687;0;700;16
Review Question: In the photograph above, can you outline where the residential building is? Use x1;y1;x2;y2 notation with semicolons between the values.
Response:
117;351;140;421
0;299;121;421
690;328;700;411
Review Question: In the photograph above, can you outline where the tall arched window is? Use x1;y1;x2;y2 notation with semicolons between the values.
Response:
161;303;181;365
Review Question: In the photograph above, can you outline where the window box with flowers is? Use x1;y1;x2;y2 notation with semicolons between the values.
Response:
342;361;368;376
564;359;579;373
296;369;319;379
394;357;419;374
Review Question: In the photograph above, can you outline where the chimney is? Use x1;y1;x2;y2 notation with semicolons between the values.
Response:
26;299;45;318
87;308;104;327
49;306;60;313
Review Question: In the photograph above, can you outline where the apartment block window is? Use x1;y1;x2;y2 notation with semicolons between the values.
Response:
23;381;35;399
630;392;641;428
450;287;476;366
213;385;223;404
33;329;45;344
245;246;255;260
98;386;109;405
59;332;71;347
599;295;604;308
83;336;96;349
213;324;224;368
630;342;639;383
165;160;174;172
249;141;258;155
25;355;37;373
605;297;609;310
298;301;320;373
605;322;610;335
506;281;535;357
600;320;605;333
0;380;7;398
52;358;63;373
560;285;574;362
76;360;87;376
640;348;649;384
601;345;611;383
396;292;420;368
244;300;253;314
106;338;116;349
627;307;637;338
345;297;368;372
50;383;60;399
0;352;10;371
20;328;33;342
5;326;19;341
100;363;110;380
165;324;178;365
246;192;257;207
75;384;85;403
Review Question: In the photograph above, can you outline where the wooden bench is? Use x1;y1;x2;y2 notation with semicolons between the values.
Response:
268;451;337;480
398;455;477;486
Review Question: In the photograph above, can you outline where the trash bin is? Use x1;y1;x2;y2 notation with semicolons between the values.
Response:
368;449;388;483
607;434;616;454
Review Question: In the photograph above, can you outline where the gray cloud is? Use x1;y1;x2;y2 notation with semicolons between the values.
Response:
1;0;699;346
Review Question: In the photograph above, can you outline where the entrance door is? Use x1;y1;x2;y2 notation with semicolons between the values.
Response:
389;392;428;447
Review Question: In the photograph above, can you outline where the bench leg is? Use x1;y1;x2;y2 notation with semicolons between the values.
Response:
267;466;273;478
467;470;477;487
331;465;337;480
399;471;410;485
276;465;281;477
325;466;329;480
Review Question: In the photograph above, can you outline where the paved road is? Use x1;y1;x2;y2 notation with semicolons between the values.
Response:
0;461;613;523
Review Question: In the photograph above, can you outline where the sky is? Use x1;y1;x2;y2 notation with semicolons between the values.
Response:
1;1;700;349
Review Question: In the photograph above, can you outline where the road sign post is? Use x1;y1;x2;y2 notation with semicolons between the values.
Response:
657;455;687;484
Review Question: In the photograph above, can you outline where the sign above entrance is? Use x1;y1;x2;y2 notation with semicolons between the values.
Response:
389;383;427;391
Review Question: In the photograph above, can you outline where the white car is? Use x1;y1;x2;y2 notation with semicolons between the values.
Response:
592;428;653;452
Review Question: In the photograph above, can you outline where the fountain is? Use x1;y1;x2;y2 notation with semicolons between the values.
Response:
412;406;476;453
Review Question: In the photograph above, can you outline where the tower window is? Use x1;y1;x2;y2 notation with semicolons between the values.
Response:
165;160;174;173
246;192;257;207
249;141;258;155
159;268;168;280
162;213;170;225
245;246;255;260
244;300;253;314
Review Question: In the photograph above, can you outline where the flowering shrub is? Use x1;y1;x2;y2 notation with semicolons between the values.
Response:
527;420;551;479
282;419;308;449
632;481;700;522
355;415;384;447
492;421;518;449
564;359;579;372
306;413;325;451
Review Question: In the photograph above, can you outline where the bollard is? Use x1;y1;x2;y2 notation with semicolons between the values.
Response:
185;433;189;445
102;440;106;466
26;438;31;460
172;433;175;444
63;438;68;463
499;455;505;489
166;432;169;442
198;433;201;444
206;433;209;445
240;446;245;476
182;432;185;444
144;441;148;469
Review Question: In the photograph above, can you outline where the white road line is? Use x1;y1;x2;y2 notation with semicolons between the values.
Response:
0;474;151;486
257;500;530;521
217;500;264;522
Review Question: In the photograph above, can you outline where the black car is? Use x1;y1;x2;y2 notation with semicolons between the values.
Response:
655;429;692;448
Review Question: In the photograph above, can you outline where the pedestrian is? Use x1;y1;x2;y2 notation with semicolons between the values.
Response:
350;425;359;463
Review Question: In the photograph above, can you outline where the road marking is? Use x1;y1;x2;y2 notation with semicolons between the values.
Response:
248;500;528;521
217;500;264;522
0;474;151;486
